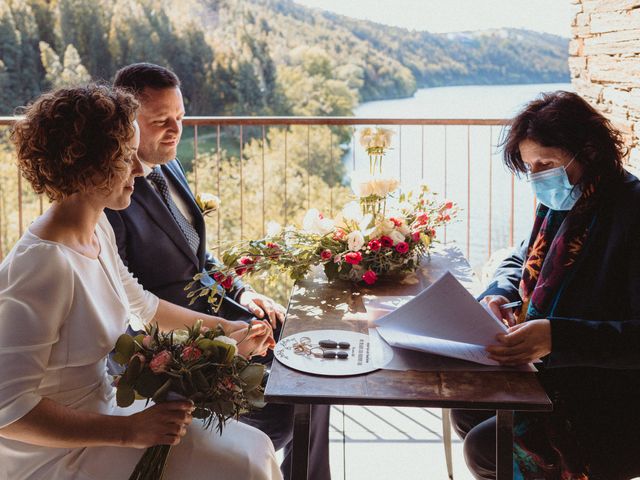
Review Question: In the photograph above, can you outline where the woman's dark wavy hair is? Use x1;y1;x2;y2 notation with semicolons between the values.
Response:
502;91;627;187
11;84;138;201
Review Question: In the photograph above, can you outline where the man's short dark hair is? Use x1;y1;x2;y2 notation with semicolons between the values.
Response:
113;63;180;96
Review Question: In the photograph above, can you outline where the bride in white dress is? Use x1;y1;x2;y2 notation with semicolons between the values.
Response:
0;85;283;480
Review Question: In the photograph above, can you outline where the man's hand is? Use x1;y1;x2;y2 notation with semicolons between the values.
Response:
486;319;551;365
230;320;276;358
239;291;286;328
480;295;517;327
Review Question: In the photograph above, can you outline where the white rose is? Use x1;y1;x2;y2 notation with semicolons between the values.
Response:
389;230;406;245
374;218;395;236
347;230;365;252
172;329;190;344
398;223;410;236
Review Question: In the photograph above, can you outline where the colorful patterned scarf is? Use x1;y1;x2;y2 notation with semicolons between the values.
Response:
513;179;601;480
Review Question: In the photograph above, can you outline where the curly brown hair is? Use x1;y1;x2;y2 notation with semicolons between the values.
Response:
11;84;139;201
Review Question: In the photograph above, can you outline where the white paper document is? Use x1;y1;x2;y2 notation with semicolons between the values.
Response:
373;271;510;366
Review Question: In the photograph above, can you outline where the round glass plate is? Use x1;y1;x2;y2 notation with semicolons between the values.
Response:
274;329;393;376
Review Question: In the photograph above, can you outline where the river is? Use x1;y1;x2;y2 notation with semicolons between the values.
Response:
350;83;573;270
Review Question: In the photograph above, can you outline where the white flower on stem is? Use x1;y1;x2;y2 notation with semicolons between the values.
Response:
342;201;363;222
302;209;335;235
389;230;406;245
216;335;238;346
352;173;400;199
172;329;190;344
196;192;221;214
358;127;374;149
346;230;365;252
266;221;282;237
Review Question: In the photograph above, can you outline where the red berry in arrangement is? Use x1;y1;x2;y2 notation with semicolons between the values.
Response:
320;249;333;260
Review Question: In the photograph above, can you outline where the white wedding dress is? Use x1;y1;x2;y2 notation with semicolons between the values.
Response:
0;214;282;480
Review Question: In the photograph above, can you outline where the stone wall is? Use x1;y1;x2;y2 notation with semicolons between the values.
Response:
569;0;640;174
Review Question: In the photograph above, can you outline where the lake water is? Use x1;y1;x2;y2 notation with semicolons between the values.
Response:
349;83;573;270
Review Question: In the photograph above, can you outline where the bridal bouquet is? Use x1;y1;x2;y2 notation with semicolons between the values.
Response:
187;127;457;313
112;320;265;480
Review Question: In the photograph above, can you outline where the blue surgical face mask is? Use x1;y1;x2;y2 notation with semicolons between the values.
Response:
527;157;582;211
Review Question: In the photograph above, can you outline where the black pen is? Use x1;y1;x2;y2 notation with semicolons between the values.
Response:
499;300;523;310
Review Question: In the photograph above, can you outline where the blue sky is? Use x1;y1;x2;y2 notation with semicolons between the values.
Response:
293;0;572;38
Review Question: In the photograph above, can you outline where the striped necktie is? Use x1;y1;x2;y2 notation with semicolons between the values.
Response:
147;167;200;255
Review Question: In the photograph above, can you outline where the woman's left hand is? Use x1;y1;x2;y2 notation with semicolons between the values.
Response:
486;319;552;365
239;291;286;328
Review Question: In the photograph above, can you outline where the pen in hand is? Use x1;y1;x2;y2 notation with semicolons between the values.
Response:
499;300;523;310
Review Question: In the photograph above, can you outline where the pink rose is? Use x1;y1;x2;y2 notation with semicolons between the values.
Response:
395;242;409;254
181;345;202;362
344;251;362;265
411;231;421;242
320;249;333;260
362;270;378;285
149;350;172;373
379;236;393;248
390;217;402;227
444;201;453;210
142;335;154;349
368;239;381;251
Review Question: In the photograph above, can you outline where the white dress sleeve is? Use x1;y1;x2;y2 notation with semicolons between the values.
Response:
0;243;73;428
97;214;159;325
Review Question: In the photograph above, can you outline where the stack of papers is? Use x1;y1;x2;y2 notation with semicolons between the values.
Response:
372;271;511;366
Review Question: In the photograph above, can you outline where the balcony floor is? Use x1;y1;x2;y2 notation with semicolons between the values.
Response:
276;405;476;479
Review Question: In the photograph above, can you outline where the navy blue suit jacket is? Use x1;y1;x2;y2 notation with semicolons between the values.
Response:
105;159;249;318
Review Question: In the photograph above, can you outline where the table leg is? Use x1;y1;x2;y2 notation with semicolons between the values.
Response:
496;410;514;480
291;403;311;480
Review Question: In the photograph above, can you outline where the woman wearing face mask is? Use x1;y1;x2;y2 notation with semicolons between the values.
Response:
452;91;640;480
0;85;281;480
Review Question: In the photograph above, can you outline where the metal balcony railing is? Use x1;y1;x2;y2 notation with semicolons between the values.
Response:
0;116;531;271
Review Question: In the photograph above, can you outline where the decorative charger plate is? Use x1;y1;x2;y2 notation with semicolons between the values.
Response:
274;329;393;376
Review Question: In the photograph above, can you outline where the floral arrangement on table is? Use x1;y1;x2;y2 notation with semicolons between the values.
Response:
187;127;457;312
112;320;265;480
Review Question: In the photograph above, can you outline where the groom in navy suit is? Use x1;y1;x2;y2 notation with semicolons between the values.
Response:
106;63;331;480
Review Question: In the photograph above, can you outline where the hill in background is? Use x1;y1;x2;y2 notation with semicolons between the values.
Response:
0;0;569;115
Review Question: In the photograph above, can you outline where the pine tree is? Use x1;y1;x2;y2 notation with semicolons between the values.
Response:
10;0;42;102
0;1;22;112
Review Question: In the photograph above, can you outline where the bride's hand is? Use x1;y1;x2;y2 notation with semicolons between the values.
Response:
124;401;194;448
230;320;275;358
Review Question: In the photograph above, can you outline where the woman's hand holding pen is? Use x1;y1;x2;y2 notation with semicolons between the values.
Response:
480;295;519;327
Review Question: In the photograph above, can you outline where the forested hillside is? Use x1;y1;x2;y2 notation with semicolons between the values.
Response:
0;0;569;115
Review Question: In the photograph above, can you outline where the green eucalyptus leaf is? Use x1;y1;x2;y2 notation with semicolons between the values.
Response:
114;335;135;364
239;364;266;392
116;385;135;408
